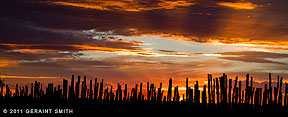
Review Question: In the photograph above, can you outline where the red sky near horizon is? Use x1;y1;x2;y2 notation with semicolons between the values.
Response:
1;0;288;89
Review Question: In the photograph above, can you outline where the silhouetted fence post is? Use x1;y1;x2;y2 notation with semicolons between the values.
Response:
263;84;268;105
25;85;28;97
239;81;242;104
63;79;68;99
124;84;127;102
259;88;262;106
98;79;104;102
284;83;288;106
274;76;279;104
76;76;80;99
89;80;93;100
168;78;172;102
81;76;87;99
157;83;162;104
195;81;200;104
94;78;98;102
212;79;215;105
0;79;3;97
5;85;10;98
228;79;232;104
2;73;288;112
137;83;142;101
269;73;272;104
245;74;249;105
208;74;212;105
186;78;189;102
251;77;254;105
69;75;74;99
216;78;219;104
147;82;150;101
202;85;207;105
134;84;138;102
278;77;283;105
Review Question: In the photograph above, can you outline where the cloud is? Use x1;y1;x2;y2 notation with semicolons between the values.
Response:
158;49;177;53
48;57;75;60
218;56;284;65
0;59;18;67
216;51;288;65
217;51;288;59
0;43;196;57
13;56;235;80
217;2;260;10
50;0;196;12
0;18;196;58
3;0;287;50
0;51;83;61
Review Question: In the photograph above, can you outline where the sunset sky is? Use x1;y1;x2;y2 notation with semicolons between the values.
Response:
1;0;288;89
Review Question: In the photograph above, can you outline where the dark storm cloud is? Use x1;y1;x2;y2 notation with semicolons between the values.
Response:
0;18;144;49
3;0;287;46
0;11;148;61
0;0;222;39
1;0;287;67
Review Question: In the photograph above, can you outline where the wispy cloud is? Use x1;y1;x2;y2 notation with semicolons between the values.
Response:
217;2;260;10
1;43;195;57
50;0;196;12
215;51;288;65
48;57;75;60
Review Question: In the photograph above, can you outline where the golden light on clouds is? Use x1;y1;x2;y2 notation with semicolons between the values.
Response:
12;49;58;53
129;32;199;42
217;2;259;10
0;59;18;67
48;57;75;60
210;39;288;51
51;1;110;11
197;53;222;57
1;43;195;57
72;44;195;57
124;32;288;52
50;0;195;12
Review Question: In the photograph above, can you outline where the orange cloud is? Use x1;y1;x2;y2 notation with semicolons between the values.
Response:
12;49;58;53
71;44;195;57
132;31;288;52
48;57;74;60
123;31;288;52
0;59;18;67
217;2;260;10
50;0;195;12
1;43;195;57
210;39;288;51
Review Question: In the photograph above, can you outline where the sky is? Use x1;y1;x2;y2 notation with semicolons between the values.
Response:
1;0;288;89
